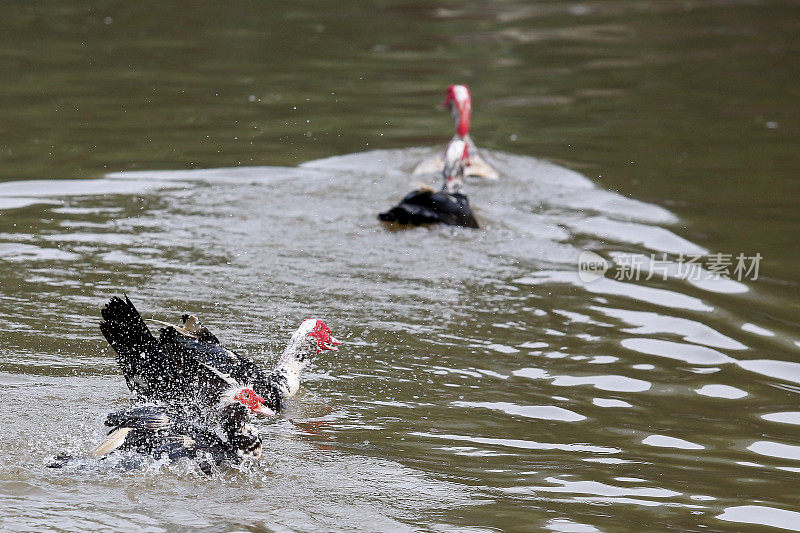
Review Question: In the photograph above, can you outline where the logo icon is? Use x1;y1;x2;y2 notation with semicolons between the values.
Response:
578;251;609;283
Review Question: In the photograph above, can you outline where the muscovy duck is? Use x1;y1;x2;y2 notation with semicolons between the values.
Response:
50;385;270;473
380;139;479;228
414;84;500;180
99;296;340;414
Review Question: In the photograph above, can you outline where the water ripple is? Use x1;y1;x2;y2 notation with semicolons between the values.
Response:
718;505;800;531
450;401;586;422
620;338;735;365
514;367;651;393
411;432;619;455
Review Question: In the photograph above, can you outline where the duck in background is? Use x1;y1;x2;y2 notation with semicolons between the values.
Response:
380;139;479;228
414;84;500;180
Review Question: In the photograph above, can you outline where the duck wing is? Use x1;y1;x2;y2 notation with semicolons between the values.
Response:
464;139;499;180
100;296;239;407
93;405;178;457
100;295;288;413
100;296;165;398
94;405;230;469
158;327;284;411
412;152;445;176
465;152;499;180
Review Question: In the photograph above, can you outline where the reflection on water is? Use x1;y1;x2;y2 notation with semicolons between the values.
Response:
516;271;715;311
514;367;651;393
620;338;734;365
718;505;800;532
641;435;704;451
762;412;800;426
450;401;587;422
594;307;748;350
695;384;747;399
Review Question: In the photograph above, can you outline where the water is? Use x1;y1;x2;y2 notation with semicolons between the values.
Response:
1;1;799;531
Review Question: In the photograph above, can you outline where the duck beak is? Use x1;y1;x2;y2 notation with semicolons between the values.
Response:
252;404;275;417
328;336;341;351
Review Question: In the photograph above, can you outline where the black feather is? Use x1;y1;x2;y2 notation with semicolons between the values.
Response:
379;190;479;228
99;296;288;413
98;405;260;469
99;295;160;395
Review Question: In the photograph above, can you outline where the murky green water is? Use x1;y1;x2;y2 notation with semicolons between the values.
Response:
1;1;799;531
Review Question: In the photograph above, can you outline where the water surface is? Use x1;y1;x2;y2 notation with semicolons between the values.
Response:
1;1;799;531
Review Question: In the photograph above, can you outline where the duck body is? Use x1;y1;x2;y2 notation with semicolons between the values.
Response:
381;139;479;229
379;189;479;228
50;403;262;474
100;296;279;413
100;296;338;415
51;297;340;473
103;404;260;465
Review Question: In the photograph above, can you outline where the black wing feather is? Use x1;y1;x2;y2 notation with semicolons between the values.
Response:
165;332;285;412
99;296;160;395
100;405;252;469
99;295;286;412
104;405;174;430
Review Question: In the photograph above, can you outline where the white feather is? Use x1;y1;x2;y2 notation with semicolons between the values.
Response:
92;427;132;457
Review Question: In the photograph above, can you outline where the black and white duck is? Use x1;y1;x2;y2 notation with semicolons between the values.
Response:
380;139;480;228
99;295;341;415
50;384;271;473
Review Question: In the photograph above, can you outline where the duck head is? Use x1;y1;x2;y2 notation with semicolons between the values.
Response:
443;84;472;139
442;139;469;193
282;318;341;365
221;386;275;416
217;391;265;458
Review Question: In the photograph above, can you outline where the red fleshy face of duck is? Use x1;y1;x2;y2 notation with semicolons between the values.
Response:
442;84;472;138
234;388;274;416
306;319;341;353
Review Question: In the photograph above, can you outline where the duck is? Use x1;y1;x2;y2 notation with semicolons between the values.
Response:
414;84;500;180
50;384;271;474
99;295;341;415
380;139;479;228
